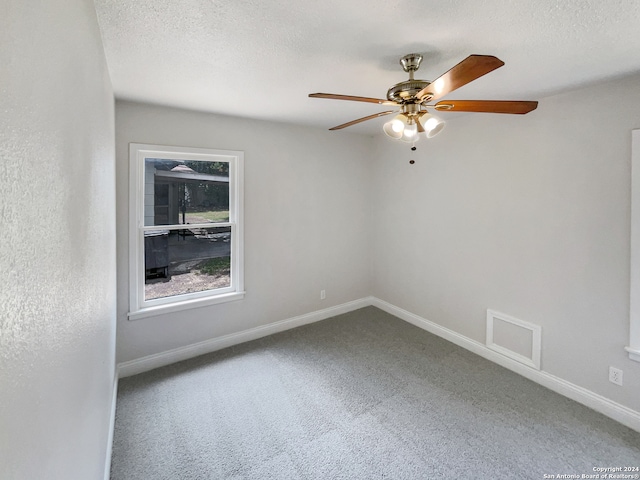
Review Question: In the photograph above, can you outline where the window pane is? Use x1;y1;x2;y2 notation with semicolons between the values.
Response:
144;226;231;300
144;158;229;226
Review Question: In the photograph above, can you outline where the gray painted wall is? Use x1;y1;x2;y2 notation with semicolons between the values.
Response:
115;101;373;363
116;75;640;417
0;0;116;478
4;2;640;475
372;74;640;412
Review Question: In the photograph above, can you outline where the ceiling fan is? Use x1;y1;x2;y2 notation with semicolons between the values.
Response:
309;53;538;144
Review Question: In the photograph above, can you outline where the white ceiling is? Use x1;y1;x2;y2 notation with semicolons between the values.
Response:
94;0;640;135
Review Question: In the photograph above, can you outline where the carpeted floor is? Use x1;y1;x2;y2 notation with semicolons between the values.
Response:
110;307;640;479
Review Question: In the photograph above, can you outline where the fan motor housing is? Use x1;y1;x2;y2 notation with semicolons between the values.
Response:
386;79;431;103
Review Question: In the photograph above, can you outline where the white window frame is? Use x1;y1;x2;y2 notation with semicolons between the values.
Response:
128;143;244;320
628;129;640;361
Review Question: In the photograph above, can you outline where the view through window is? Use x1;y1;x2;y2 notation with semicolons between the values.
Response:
129;144;244;318
143;158;231;300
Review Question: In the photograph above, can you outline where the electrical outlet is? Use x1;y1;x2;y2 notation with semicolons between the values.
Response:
609;366;623;386
320;290;326;300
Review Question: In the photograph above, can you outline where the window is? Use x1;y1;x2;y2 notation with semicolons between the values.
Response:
128;144;244;320
629;129;640;361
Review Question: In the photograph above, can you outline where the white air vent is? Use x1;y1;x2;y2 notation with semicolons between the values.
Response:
486;309;541;370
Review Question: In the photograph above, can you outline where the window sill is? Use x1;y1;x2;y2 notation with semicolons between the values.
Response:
128;291;245;321
626;346;640;363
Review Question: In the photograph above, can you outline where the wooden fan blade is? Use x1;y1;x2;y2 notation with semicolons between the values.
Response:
433;100;538;114
310;93;396;106
329;111;395;130
416;55;505;102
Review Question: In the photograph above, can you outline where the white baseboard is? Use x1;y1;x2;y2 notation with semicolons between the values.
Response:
371;297;640;433
116;295;640;433
117;297;373;378
104;372;118;480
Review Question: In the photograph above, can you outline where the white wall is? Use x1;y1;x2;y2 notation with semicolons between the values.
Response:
115;101;372;363
372;74;640;412
0;1;116;479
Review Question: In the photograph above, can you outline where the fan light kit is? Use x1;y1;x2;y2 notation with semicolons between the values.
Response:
309;53;538;148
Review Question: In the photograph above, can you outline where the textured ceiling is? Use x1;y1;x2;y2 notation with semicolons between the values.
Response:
94;0;640;134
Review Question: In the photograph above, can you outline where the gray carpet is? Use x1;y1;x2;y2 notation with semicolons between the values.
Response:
111;307;640;479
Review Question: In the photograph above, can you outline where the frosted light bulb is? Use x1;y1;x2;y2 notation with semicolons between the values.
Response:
391;119;404;133
404;123;417;137
423;117;439;131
